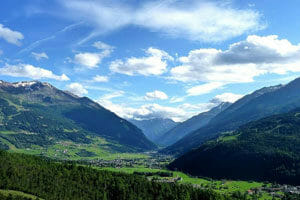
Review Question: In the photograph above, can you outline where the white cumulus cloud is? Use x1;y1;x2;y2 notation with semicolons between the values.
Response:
96;101;191;122
101;91;124;100
75;53;102;68
145;90;168;100
0;64;69;81
96;96;226;122
92;75;109;82
74;50;112;68
187;82;224;96
66;82;88;96
0;24;24;46
211;93;244;103
110;47;173;76
74;41;113;68
170;35;300;95
170;96;186;103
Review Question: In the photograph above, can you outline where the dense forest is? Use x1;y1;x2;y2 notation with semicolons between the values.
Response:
0;150;253;200
169;108;300;185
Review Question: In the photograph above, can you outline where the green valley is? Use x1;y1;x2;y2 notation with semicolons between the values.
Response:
2;80;300;199
0;150;252;200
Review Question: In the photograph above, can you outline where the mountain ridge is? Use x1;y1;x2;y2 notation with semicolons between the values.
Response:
163;77;300;155
158;102;231;146
0;80;156;155
129;118;179;145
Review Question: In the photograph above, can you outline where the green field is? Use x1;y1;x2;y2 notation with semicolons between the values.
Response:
0;130;17;135
0;189;43;199
0;142;282;200
0;132;281;200
217;132;240;142
99;166;276;200
2;136;149;161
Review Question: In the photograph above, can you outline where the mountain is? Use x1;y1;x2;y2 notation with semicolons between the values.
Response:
158;102;231;146
168;108;300;185
163;77;300;155
129;118;179;144
0;80;156;156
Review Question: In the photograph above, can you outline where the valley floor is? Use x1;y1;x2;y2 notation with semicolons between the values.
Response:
77;151;300;200
3;141;300;200
97;165;283;200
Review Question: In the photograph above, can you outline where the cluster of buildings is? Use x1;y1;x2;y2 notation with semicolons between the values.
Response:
88;158;137;168
85;152;173;169
150;176;183;183
247;184;300;198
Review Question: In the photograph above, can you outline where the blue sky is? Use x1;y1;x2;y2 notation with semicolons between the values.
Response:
1;0;300;121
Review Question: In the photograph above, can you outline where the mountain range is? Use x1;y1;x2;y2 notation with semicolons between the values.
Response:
129;103;231;147
0;80;156;156
129;118;179;145
163;77;300;155
158;102;231;146
2;78;300;186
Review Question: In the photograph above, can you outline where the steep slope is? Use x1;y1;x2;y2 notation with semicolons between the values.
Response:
0;80;156;154
129;118;179;144
164;78;300;155
159;102;231;146
169;108;300;185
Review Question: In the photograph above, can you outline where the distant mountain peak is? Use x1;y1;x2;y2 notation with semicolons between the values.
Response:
129;118;179;144
158;102;232;147
12;81;40;87
0;80;55;91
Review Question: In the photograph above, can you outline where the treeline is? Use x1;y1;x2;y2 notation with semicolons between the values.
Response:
0;150;246;200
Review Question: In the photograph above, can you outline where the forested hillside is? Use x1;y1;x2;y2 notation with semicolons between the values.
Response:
0;150;245;200
169;108;300;185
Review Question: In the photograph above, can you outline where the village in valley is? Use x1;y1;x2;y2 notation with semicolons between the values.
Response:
79;152;300;199
19;143;300;199
85;151;173;169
